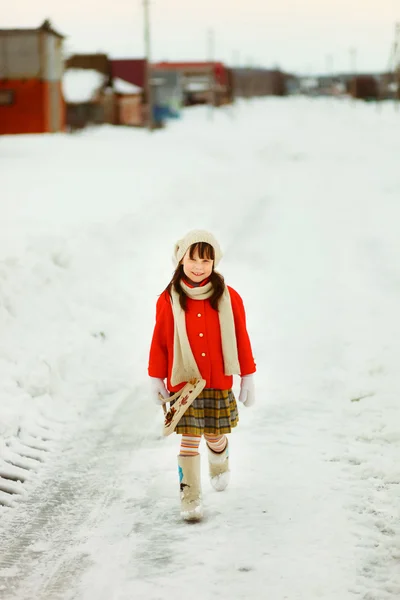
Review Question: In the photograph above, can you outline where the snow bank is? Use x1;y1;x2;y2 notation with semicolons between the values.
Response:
113;77;142;94
62;68;106;102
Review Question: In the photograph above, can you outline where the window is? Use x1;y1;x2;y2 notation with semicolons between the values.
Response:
0;90;15;106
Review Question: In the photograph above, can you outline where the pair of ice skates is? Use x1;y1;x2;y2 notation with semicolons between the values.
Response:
178;440;229;522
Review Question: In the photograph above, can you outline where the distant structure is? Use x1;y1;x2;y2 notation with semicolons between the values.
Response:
153;62;233;106
0;20;65;135
64;55;183;129
232;68;292;98
64;55;149;128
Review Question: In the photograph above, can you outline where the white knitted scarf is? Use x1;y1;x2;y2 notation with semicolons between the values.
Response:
170;280;241;386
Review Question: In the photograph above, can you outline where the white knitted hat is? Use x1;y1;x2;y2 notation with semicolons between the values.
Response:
174;230;223;267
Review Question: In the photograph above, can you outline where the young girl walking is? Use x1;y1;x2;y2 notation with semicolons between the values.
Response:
148;230;256;521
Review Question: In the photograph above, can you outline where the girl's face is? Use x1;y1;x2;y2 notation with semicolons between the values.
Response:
182;247;213;284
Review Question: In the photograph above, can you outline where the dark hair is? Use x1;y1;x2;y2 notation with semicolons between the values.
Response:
165;242;225;311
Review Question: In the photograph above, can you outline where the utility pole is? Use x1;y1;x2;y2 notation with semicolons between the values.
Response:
385;23;400;110
394;22;400;110
143;0;154;130
349;46;357;101
207;28;216;118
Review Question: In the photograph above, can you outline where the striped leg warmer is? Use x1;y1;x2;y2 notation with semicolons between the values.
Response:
180;435;202;457
204;433;227;454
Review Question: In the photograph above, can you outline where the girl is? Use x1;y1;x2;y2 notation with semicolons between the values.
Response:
148;230;256;521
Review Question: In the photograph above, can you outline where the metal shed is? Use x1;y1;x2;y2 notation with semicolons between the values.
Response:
0;20;65;135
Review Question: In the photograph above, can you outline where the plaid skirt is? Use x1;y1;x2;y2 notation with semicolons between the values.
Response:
173;388;239;436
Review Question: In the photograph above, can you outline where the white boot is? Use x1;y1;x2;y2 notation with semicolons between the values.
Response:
178;454;203;521
207;440;230;492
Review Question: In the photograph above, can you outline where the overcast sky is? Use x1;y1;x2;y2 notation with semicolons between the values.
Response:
4;1;400;74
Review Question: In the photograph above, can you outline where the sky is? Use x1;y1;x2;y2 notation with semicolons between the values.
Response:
3;1;400;74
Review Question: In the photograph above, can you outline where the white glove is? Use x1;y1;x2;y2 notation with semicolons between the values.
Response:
150;377;169;406
238;374;255;407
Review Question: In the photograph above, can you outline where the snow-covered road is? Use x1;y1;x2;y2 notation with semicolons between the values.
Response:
0;376;398;600
1;98;399;599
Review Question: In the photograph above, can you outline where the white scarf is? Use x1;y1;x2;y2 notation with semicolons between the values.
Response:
170;280;240;386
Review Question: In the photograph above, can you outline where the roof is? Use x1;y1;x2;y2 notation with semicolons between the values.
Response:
62;69;106;103
65;54;110;76
111;59;147;89
154;61;220;69
153;61;228;85
0;20;65;39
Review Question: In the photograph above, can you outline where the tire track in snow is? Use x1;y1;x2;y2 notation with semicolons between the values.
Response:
0;386;156;599
328;403;400;600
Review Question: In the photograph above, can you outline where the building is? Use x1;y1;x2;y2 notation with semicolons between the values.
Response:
151;69;183;119
153;62;232;106
64;54;115;129
111;59;148;126
63;68;110;130
0;20;65;135
232;68;293;98
65;53;110;77
63;56;147;128
113;77;143;127
63;55;183;129
111;59;174;127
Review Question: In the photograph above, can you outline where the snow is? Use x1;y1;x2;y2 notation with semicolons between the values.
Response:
210;470;230;491
62;68;106;102
0;97;400;599
113;77;142;95
185;81;210;91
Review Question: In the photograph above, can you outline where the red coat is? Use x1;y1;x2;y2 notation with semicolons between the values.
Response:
148;286;256;392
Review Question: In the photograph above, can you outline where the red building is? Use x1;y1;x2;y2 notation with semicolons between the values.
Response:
0;20;65;135
111;59;147;89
